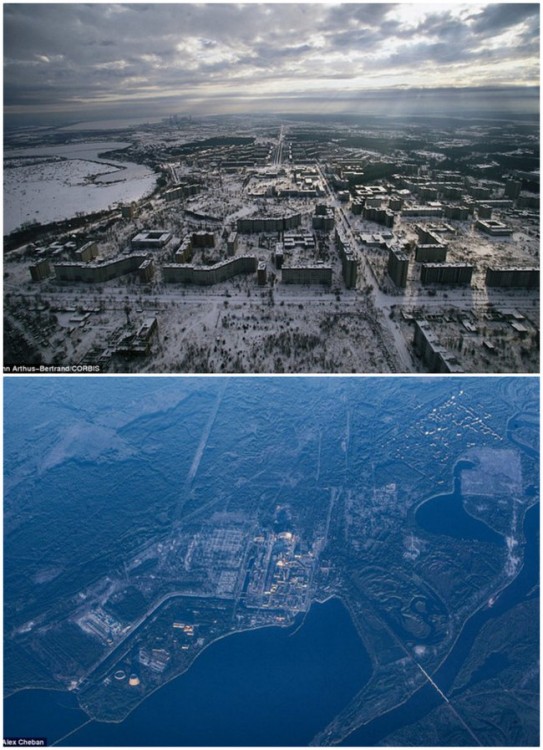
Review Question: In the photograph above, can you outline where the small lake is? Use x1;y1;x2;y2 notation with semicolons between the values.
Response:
415;461;503;545
5;597;372;746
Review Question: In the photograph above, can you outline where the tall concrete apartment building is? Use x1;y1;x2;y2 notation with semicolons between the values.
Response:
335;228;358;289
163;255;257;285
420;263;474;285
54;255;153;283
387;248;409;288
486;267;539;288
282;265;332;286
414;225;448;263
414;320;464;373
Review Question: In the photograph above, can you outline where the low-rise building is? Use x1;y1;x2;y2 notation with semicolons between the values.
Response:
283;231;315;250
402;205;444;218
475;219;513;236
131;229;172;251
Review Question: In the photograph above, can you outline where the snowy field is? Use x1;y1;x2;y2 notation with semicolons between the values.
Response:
4;141;156;234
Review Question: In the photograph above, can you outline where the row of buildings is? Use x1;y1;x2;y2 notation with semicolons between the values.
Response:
53;254;154;283
387;243;539;289
236;213;303;234
162;255;257;285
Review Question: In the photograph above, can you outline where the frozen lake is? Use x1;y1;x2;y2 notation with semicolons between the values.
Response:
4;141;157;235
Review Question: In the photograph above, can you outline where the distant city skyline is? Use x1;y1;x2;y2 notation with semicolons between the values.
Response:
4;2;540;123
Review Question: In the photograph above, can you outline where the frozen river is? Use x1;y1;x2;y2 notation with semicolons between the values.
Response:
4;141;157;235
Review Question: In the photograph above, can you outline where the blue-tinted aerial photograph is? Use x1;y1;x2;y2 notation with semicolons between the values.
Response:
3;376;539;746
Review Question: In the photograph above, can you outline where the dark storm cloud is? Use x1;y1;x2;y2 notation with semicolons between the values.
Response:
3;3;540;118
469;3;539;35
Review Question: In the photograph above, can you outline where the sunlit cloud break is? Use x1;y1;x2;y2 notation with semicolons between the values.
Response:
3;3;540;121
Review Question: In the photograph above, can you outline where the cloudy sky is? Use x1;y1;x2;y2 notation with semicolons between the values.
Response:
4;3;540;122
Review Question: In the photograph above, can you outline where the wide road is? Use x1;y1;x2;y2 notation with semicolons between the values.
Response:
274;124;285;166
8;280;537;317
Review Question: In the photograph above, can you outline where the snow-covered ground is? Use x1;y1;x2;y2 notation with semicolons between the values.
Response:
4;141;156;234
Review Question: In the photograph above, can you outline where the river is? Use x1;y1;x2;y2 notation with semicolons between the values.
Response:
4;141;156;234
4;597;372;746
342;499;538;746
